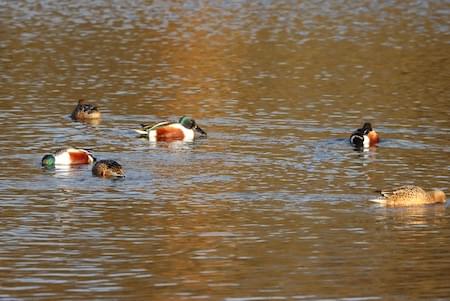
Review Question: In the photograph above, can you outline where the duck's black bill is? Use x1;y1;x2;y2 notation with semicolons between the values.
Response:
195;125;207;137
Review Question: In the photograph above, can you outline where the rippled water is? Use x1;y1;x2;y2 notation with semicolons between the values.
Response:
1;1;449;300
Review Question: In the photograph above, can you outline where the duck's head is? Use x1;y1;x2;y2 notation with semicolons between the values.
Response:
41;154;55;167
179;116;207;137
430;190;446;203
362;122;373;134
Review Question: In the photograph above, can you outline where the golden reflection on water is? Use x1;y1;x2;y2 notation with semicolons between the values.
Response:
0;0;449;300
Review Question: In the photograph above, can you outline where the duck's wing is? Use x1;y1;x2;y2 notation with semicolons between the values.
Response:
350;133;364;146
53;147;69;155
55;147;92;154
141;121;173;131
349;128;365;147
104;160;125;177
370;186;411;204
134;121;174;136
379;185;421;198
103;160;122;169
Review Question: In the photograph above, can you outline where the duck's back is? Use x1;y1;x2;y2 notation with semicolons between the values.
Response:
383;186;429;206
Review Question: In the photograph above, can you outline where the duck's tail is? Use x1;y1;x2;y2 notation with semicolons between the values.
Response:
134;129;148;136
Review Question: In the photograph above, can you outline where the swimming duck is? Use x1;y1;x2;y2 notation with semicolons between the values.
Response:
370;186;446;207
349;122;379;148
134;116;207;142
42;148;96;167
92;160;125;178
71;99;101;120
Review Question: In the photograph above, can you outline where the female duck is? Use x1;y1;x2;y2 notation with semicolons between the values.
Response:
42;148;95;167
370;186;446;207
92;160;125;178
135;116;207;142
71;99;101;121
349;122;379;148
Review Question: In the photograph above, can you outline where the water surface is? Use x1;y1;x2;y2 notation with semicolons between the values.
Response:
1;1;449;300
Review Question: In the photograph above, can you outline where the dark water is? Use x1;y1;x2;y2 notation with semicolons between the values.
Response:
1;1;449;300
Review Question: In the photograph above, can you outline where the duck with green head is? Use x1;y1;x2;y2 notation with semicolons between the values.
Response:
42;148;96;167
134;116;207;142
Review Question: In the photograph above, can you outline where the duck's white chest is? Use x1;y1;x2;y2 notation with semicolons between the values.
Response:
363;135;370;148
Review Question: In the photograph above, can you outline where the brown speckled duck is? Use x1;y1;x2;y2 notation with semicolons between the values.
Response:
71;99;101;121
92;160;125;178
370;186;446;207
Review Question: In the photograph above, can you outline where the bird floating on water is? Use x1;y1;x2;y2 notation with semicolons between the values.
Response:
71;99;101;121
370;185;446;207
134;116;207;142
92;160;125;178
349;122;379;148
42;147;95;167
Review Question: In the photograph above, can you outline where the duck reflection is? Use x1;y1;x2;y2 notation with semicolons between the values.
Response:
375;203;447;226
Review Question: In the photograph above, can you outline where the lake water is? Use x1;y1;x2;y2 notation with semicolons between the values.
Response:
0;1;449;300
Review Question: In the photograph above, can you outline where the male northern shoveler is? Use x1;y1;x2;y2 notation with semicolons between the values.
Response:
71;99;101;120
134;116;207;142
41;147;96;167
349;122;379;148
92;160;125;178
370;186;446;207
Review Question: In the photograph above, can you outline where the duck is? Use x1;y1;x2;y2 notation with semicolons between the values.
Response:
349;122;379;148
70;99;101;121
134;116;207;142
42;147;96;167
370;185;446;207
92;160;125;178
